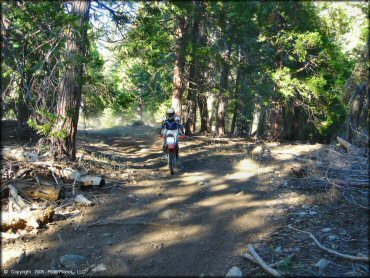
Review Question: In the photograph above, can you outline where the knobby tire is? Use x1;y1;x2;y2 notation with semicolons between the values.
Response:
168;151;174;175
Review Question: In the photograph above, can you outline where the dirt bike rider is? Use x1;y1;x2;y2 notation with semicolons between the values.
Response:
159;108;185;160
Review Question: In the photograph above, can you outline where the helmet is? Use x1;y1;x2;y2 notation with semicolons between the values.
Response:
167;108;175;120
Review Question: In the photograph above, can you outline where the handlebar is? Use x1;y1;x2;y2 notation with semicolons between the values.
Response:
159;135;187;139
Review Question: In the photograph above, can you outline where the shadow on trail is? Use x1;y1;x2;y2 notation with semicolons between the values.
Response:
6;129;348;276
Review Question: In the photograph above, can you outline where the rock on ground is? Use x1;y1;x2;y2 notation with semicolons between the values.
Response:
91;263;107;272
315;258;330;271
226;266;243;277
60;254;88;269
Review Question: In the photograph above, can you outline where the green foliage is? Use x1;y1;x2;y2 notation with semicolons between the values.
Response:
2;1;66;121
27;109;66;139
82;41;107;118
4;0;365;143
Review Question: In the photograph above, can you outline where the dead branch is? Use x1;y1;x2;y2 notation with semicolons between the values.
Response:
246;244;282;277
51;170;60;188
7;183;29;209
244;254;295;275
310;144;369;209
337;136;363;155
288;225;369;262
13;168;31;179
243;253;294;269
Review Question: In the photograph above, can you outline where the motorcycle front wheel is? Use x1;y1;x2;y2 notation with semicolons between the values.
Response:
168;151;174;175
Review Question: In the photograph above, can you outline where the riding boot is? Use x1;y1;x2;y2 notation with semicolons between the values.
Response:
161;145;166;160
175;145;179;160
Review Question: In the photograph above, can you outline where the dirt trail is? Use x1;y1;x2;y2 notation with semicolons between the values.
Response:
3;126;366;276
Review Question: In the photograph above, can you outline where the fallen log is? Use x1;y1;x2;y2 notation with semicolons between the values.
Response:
1;232;21;240
78;175;105;187
8;158;105;188
31;162;104;187
325;172;369;189
7;184;29;209
1;207;54;232
1;218;27;232
15;182;60;201
337;136;362;155
334;180;369;188
14;168;32;179
2;148;39;162
74;194;93;206
58;167;81;180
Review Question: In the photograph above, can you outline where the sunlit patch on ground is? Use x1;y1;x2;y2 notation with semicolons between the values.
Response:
3;126;366;277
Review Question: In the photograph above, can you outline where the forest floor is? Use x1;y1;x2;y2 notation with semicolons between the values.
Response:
1;123;369;277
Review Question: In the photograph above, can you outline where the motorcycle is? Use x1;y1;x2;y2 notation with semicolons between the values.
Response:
161;130;185;175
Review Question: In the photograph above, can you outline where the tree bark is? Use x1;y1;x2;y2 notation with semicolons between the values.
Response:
217;39;231;135
55;0;90;161
172;16;186;116
230;51;243;135
15;95;31;131
1;1;11;73
346;84;366;143
209;94;216;132
250;94;261;136
198;94;208;132
185;2;201;135
271;47;282;140
271;8;283;140
136;97;143;121
185;65;197;134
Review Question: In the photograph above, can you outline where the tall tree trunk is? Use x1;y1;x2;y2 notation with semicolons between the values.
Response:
250;92;263;137
271;47;282;139
271;8;283;140
185;65;197;134
15;93;30;130
217;39;231;135
1;2;11;64
230;51;243;135
346;84;367;144
185;3;201;135
136;97;143;121
172;16;186;116
209;94;216;132
55;0;90;161
230;80;241;135
198;94;208;132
